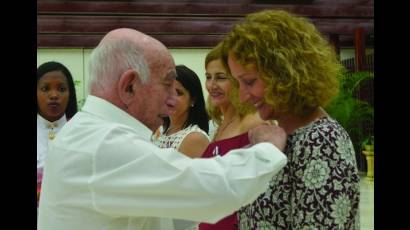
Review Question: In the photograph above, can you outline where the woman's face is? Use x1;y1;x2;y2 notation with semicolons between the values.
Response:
37;70;70;122
167;80;192;120
227;54;275;120
205;59;232;108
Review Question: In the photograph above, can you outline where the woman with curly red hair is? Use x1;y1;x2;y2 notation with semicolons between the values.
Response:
222;9;360;229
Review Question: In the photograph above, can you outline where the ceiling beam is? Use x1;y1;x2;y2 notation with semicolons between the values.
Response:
38;15;373;36
38;33;371;49
37;0;373;48
38;1;373;18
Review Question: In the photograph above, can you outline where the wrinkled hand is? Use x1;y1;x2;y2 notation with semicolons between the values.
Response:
248;124;287;151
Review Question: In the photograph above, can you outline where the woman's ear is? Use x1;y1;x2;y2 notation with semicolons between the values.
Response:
117;69;139;106
191;97;196;107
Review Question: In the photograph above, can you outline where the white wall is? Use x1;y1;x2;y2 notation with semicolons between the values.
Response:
37;48;211;109
170;48;211;100
38;47;369;109
340;48;374;60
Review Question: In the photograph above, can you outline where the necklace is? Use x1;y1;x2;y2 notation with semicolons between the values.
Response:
165;124;184;135
213;116;238;141
47;122;57;140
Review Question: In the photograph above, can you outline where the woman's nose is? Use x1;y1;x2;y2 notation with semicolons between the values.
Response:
238;87;250;103
48;90;59;99
210;79;218;88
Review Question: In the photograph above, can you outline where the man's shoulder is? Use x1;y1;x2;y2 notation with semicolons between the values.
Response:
57;114;134;146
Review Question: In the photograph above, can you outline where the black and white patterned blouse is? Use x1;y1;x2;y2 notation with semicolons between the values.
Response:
238;117;360;230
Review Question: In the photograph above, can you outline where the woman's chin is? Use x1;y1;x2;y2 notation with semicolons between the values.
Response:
43;111;65;121
258;107;275;121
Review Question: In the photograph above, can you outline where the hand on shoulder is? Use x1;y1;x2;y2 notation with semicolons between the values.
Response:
240;112;266;133
248;124;287;151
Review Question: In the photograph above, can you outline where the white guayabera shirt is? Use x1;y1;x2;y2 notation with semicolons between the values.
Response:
37;114;67;170
38;95;287;230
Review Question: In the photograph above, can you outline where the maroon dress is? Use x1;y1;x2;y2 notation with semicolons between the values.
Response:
199;132;249;230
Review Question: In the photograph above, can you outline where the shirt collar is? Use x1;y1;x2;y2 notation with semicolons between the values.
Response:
81;95;153;141
37;113;67;129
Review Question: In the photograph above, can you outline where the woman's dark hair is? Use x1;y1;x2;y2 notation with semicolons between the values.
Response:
163;65;209;134
37;61;78;119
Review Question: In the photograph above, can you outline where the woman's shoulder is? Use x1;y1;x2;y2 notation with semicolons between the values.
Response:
181;124;209;140
239;113;265;133
291;117;353;153
178;126;210;158
298;116;348;138
183;131;210;144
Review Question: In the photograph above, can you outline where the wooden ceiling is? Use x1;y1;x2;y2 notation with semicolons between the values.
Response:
37;0;374;48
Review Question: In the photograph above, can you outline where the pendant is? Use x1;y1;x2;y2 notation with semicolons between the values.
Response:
48;131;55;140
212;146;219;156
47;122;57;140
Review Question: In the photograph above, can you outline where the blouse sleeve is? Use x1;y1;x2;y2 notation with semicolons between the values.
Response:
290;125;360;228
89;127;287;223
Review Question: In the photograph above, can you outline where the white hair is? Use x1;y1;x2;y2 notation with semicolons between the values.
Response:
88;39;150;94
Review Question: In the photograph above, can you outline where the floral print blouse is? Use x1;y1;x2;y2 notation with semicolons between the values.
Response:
238;117;360;229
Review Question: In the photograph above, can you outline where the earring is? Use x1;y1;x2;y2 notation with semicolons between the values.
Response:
191;104;194;107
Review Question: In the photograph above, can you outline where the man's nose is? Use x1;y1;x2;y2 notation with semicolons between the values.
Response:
165;93;177;115
167;95;177;107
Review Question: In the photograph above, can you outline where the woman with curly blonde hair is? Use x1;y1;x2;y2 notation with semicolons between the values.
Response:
199;42;265;230
222;9;360;229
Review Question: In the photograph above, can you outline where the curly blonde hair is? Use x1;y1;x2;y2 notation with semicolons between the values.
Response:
205;42;256;126
221;10;343;117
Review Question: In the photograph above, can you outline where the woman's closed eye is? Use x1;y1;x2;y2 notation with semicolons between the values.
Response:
244;79;256;86
216;75;227;81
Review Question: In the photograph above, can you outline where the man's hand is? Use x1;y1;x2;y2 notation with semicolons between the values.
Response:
248;124;287;151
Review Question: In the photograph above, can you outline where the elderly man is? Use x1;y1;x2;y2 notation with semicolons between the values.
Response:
37;28;287;230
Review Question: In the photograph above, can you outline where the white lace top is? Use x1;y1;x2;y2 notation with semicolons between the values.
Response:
153;124;209;150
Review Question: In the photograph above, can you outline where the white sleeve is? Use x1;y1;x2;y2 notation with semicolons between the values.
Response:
89;128;287;223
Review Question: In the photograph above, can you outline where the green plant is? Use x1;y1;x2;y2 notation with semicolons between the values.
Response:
362;135;374;146
361;135;374;152
325;70;374;156
74;80;85;110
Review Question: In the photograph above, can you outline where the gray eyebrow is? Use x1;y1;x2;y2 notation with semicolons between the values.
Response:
165;70;177;81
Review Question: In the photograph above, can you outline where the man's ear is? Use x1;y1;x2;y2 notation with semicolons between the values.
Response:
117;69;140;106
